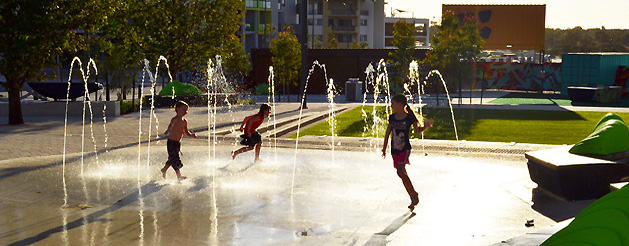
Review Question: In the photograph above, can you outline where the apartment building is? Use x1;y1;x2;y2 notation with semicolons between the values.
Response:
240;0;427;52
384;17;430;49
313;0;384;48
241;0;276;52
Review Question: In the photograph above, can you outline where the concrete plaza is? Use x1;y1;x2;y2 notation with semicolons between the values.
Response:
2;93;626;245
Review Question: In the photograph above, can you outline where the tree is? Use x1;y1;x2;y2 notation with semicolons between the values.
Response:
563;26;596;53
350;41;369;49
263;24;278;48
422;11;484;91
0;0;118;125
545;27;629;57
133;0;244;77
388;20;416;90
100;1;147;100
270;26;301;101
313;37;323;49
545;28;564;57
221;34;250;87
327;30;338;49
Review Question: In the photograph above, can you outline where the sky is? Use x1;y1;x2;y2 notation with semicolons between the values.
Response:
386;0;629;29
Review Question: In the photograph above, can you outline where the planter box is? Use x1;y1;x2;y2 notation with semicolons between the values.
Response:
525;146;629;201
144;93;238;108
567;86;622;103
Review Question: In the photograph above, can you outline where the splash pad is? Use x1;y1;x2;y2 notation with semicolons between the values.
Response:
1;57;561;245
0;141;551;245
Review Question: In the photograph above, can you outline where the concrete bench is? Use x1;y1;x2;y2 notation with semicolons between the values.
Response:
566;86;623;103
526;146;629;201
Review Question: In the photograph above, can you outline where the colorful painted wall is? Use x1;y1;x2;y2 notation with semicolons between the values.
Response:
615;66;629;96
466;62;562;91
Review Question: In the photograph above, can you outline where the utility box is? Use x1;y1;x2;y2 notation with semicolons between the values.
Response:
561;53;629;95
345;78;363;102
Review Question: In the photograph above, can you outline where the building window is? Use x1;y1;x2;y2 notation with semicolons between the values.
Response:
414;23;426;36
339;34;353;42
361;19;367;26
317;19;323;25
308;18;314;25
360;35;367;42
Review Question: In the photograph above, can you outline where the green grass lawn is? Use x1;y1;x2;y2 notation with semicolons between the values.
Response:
488;92;629;107
293;106;629;145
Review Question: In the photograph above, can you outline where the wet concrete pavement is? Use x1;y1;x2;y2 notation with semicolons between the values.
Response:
2;91;626;245
1;145;558;246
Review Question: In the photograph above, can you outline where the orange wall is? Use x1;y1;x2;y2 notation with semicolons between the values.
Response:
443;5;546;50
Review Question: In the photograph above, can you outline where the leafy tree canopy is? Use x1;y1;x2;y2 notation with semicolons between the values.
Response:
271;26;301;89
0;0;119;124
327;30;338;49
546;26;629;57
422;11;484;89
131;0;245;75
388;19;416;86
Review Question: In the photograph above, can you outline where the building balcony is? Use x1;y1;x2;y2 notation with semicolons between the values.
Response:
244;23;255;32
329;9;356;16
258;24;271;34
245;0;271;9
331;25;356;32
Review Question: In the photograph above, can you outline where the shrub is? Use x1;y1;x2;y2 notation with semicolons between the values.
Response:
237;98;256;105
158;80;203;96
255;83;273;95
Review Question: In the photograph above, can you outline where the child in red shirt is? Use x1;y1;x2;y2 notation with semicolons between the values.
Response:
231;104;271;162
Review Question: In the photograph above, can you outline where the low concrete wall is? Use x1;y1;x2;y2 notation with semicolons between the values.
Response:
0;101;120;117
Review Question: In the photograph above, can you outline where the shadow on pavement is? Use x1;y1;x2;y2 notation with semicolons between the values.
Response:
364;211;416;245
7;181;165;246
530;188;595;222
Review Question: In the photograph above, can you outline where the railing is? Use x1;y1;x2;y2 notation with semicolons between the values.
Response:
245;0;271;9
330;9;356;15
331;25;356;32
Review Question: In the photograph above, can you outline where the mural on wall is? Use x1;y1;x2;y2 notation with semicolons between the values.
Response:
467;62;562;91
615;66;629;96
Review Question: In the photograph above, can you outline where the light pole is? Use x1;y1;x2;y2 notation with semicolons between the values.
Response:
300;0;308;109
311;0;315;47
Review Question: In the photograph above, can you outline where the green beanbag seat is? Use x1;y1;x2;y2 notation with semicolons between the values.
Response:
542;209;629;246
569;113;629;156
541;227;621;246
594;113;625;129
541;183;629;246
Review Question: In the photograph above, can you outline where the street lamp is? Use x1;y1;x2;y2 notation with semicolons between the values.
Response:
300;0;308;109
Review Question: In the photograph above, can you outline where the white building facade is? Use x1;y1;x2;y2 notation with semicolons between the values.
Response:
239;0;428;52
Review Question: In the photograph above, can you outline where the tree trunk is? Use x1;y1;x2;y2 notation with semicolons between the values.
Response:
7;83;24;125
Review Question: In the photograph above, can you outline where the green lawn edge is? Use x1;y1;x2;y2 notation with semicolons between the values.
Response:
291;106;629;145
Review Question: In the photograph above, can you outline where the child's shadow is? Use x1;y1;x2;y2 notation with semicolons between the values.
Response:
218;161;256;174
364;211;416;245
186;161;256;192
